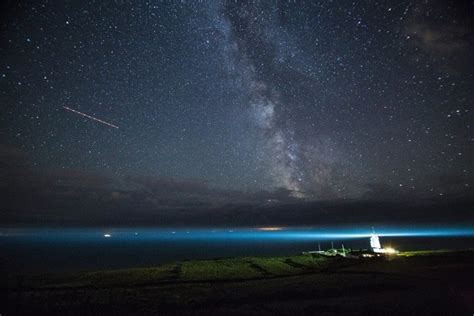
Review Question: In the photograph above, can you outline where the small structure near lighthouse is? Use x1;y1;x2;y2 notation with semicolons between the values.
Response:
303;229;399;258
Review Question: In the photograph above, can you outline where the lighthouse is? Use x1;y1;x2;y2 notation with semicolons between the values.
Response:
370;233;382;251
370;230;398;255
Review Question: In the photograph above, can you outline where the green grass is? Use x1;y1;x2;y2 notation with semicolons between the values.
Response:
11;254;331;289
5;250;474;315
77;263;177;286
177;254;329;280
29;263;178;289
12;250;467;290
399;249;457;257
180;258;260;280
249;254;328;275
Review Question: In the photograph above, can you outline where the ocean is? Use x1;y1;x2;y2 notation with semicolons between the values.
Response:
2;226;474;274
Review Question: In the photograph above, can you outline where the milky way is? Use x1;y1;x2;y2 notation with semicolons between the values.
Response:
212;2;350;198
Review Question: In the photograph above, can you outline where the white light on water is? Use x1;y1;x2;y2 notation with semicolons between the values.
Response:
104;234;111;238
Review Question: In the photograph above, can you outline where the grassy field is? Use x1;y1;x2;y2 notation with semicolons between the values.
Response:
5;254;334;288
398;249;458;256
3;251;474;315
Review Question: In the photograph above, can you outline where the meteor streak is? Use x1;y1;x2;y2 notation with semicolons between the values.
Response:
63;106;119;129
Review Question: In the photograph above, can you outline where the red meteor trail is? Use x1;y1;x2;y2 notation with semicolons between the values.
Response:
62;106;119;129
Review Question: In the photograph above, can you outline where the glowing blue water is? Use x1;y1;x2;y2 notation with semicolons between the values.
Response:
2;226;473;274
2;226;474;240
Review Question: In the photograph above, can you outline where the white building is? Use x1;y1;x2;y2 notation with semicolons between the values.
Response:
370;233;398;255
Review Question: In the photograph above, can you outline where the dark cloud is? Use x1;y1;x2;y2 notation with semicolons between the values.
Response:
405;1;474;72
408;23;470;54
363;171;474;201
0;145;299;226
1;145;472;227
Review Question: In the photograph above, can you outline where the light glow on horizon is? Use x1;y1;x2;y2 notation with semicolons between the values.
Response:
258;227;284;231
2;226;474;241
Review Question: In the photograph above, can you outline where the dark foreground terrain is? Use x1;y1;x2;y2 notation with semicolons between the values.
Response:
3;250;474;315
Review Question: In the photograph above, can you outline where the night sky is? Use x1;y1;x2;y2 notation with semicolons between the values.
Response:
1;1;473;226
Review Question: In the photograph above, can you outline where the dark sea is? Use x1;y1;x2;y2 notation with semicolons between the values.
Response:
1;227;474;275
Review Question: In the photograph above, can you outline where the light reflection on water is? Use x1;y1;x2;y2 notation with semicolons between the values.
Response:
1;226;473;274
2;226;474;240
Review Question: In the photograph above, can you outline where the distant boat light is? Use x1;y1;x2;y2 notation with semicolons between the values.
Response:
104;234;111;238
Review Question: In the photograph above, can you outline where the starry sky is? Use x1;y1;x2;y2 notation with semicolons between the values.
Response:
1;1;473;226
